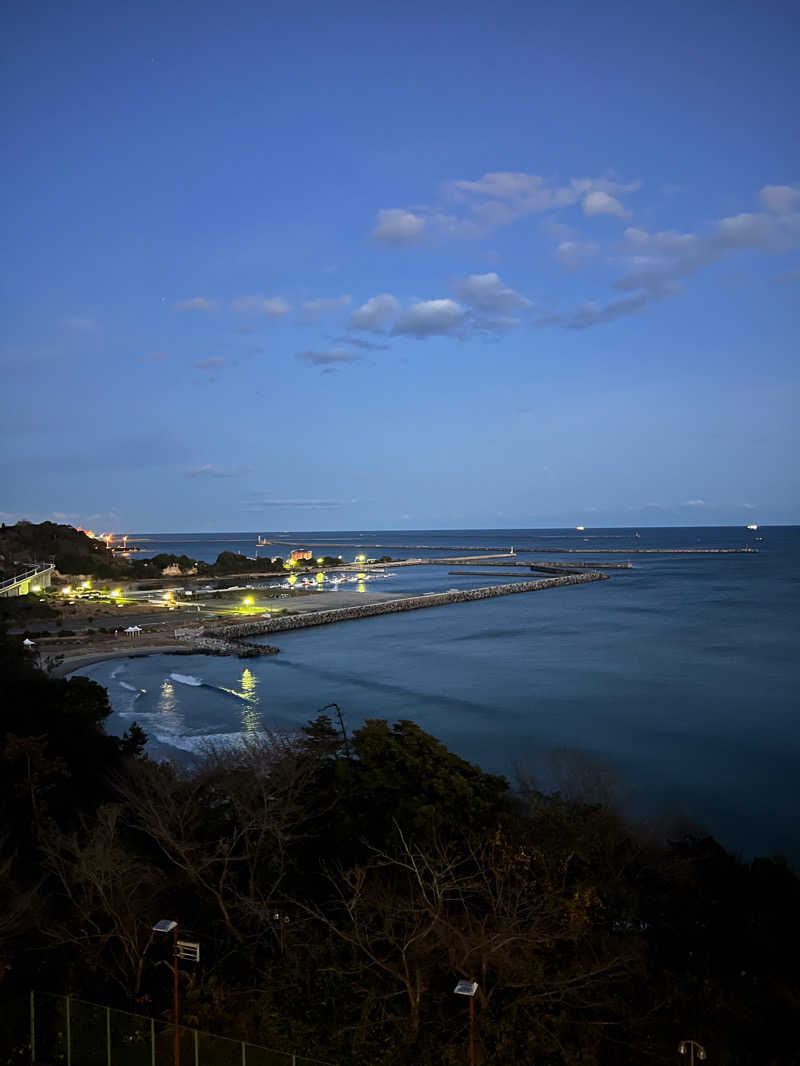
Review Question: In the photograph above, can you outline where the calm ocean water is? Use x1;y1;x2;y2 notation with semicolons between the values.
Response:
79;527;799;861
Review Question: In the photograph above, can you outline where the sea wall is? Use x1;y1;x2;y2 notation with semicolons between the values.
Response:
218;572;608;639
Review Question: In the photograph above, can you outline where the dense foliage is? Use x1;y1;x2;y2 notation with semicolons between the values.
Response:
0;521;340;581
0;520;118;578
0;635;798;1064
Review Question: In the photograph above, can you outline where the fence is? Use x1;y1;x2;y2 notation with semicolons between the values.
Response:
0;991;334;1066
0;563;54;594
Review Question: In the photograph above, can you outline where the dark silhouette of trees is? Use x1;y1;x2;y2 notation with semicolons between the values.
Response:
1;635;799;1064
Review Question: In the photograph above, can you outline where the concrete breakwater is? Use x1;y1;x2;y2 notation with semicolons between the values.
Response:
524;548;758;554
445;558;632;571
218;573;609;640
266;541;515;552
375;553;514;567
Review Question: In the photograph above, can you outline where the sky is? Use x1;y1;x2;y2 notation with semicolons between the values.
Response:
2;0;799;532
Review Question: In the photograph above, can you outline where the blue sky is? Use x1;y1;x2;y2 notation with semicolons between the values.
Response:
2;0;798;531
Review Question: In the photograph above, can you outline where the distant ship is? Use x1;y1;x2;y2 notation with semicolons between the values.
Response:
575;525;585;532
746;524;758;531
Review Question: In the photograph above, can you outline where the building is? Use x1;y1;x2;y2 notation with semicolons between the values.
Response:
290;549;313;562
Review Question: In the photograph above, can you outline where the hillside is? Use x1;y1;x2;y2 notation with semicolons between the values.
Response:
0;521;120;577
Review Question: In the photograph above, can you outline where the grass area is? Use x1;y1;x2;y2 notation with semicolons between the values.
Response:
0;594;60;622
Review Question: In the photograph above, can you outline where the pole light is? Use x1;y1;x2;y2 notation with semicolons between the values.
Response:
454;979;479;1066
679;1040;707;1064
153;920;180;1066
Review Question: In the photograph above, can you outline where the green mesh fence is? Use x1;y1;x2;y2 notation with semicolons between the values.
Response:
0;991;333;1066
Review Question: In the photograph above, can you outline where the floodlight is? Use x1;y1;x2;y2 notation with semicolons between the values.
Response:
453;980;478;997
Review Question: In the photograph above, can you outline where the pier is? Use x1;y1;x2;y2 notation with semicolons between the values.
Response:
219;572;609;639
520;548;758;554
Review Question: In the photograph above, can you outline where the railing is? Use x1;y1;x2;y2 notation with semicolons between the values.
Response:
0;990;335;1066
0;563;54;592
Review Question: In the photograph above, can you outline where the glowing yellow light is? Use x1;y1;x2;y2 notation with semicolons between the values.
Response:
111;589;121;598
288;574;297;586
81;580;90;589
357;572;366;579
356;554;366;563
32;584;41;592
162;592;171;601
316;557;324;565
243;596;254;605
61;586;72;595
357;581;366;593
316;572;324;582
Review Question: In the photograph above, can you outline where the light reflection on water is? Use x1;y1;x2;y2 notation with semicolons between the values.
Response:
72;525;800;862
239;667;263;731
157;679;177;716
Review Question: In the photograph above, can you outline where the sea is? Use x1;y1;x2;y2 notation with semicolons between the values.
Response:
74;527;799;862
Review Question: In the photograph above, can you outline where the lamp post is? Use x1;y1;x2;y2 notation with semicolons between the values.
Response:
679;1039;707;1064
153;920;180;1066
454;979;479;1066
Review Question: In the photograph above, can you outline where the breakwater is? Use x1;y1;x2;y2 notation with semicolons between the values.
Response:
218;573;608;639
373;553;514;567
266;541;515;552
445;558;632;571
523;548;758;554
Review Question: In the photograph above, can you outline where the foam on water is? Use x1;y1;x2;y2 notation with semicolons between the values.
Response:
170;672;203;686
154;730;263;754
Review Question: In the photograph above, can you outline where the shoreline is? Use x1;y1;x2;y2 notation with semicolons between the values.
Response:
51;644;233;678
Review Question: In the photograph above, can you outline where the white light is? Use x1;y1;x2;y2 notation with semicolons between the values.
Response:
453;980;478;997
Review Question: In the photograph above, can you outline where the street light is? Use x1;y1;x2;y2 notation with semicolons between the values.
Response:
454;979;478;1066
153;920;180;1066
679;1040;707;1063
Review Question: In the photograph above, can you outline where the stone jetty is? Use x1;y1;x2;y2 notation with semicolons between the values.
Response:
218;572;608;640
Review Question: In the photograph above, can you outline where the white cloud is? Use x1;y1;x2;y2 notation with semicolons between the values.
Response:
393;298;466;338
299;295;351;322
582;190;628;218
683;499;705;506
174;297;218;312
372;172;640;245
452;272;532;312
232;296;291;317
537;291;649;330
185;465;243;478
332;335;390;351
349;293;400;331
371;208;426;245
195;357;226;369
759;184;800;214
449;171;640;221
295;348;362;366
554;240;600;268
616;192;800;295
